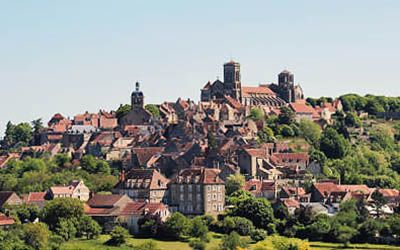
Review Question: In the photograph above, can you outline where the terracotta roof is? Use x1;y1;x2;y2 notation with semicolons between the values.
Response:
121;202;167;216
132;147;164;166
282;199;300;208
340;185;371;194
289;102;317;114
172;167;224;185
281;186;306;196
271;153;309;165
243;148;269;159
0;214;15;226
242;86;275;97
224;95;242;109
87;194;126;208
243;179;276;194
378;189;400;198
313;182;341;197
24;192;47;203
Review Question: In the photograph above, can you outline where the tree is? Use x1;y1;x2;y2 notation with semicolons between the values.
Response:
278;124;295;137
22;222;50;250
357;219;382;243
258;126;275;143
145;104;161;118
54;154;72;168
31;118;44;133
372;190;388;218
220;231;246;250
163;212;191;240
369;124;395;151
229;196;275;232
134;240;160;250
299;119;322;147
250;228;267;242
333;225;357;247
4;122;33;147
225;173;245;195
190;217;209;241
344;112;361;128
320;127;350;159
41;198;84;230
189;238;206;250
106;226;129;246
116;104;131;119
249;108;264;121
77;215;101;239
278;106;295;125
56;218;77;240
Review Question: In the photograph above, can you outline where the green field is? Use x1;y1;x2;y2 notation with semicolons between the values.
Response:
60;234;400;250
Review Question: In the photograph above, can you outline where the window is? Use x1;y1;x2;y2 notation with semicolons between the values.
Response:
196;185;201;192
188;185;192;193
213;204;217;211
207;186;211;191
188;193;192;201
212;186;217;191
180;185;184;192
180;194;184;201
218;194;222;201
218;186;222;192
197;193;201;201
207;194;211;202
213;194;217;200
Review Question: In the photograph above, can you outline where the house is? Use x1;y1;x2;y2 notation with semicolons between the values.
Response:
377;189;400;206
279;186;310;202
48;113;72;133
169;167;225;216
120;201;170;234
85;194;133;232
243;179;277;200
0;213;15;229
0;191;23;208
289;101;319;122
113;169;169;203
281;199;301;215
131;147;164;168
22;192;48;209
238;148;283;180
48;180;90;201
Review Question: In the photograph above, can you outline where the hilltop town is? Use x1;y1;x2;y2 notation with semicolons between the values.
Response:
1;61;400;249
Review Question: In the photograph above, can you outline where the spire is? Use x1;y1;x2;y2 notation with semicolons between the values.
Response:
135;81;140;92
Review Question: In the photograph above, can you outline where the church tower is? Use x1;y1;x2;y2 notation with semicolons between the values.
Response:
223;61;242;101
131;81;144;109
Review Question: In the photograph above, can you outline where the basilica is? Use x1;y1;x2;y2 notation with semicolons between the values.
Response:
200;61;304;107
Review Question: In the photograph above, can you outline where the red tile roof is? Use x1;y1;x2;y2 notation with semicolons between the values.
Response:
289;102;316;114
24;192;47;203
0;214;15;226
242;86;275;97
378;189;400;198
121;202;168;216
282;199;300;208
87;194;126;208
117;169;169;190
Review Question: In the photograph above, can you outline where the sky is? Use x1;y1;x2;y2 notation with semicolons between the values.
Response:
1;1;400;136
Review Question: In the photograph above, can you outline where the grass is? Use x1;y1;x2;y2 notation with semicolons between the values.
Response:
61;234;400;250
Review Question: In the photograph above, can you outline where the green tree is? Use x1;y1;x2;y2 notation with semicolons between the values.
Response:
190;217;209;241
31;118;44;133
220;231;246;250
278;124;295;137
333;225;357;247
4;122;33;147
22;222;50;250
145;104;161;118
369;124;395;151
164;212;191;240
258;126;275;143
134;240;160;250
77;215;101;239
372;190;388;218
106;226;129;246
189;238;206;250
249;108;264;121
278;106;295;125
56;218;77;240
225;173;245;195
299;119;322;147
344;112;361;128
320;127;350;159
116;104;131;119
41;198;84;230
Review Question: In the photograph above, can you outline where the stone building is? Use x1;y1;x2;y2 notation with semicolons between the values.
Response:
48;180;90;201
119;82;152;127
269;70;304;103
169;167;225;216
113;169;169;203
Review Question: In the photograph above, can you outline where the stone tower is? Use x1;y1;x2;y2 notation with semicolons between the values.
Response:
223;61;242;101
131;81;144;109
278;70;295;103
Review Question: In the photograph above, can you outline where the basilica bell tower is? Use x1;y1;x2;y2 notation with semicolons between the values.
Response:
223;61;242;101
131;81;144;109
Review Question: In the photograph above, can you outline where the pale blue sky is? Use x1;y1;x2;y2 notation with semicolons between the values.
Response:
1;1;399;136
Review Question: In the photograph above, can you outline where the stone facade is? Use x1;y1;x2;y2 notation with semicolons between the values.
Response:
169;167;225;216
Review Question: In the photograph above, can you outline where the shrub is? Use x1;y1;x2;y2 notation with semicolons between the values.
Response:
106;226;129;246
